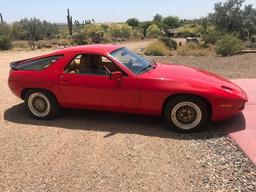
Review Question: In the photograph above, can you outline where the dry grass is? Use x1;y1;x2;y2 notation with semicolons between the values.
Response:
177;42;215;57
12;40;30;50
145;41;170;56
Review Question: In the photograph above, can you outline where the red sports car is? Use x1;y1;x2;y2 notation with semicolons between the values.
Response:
8;45;247;132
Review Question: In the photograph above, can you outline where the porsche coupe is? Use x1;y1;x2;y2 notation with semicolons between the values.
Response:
8;45;247;132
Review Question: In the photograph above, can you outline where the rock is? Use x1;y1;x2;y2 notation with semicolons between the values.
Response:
247;185;254;190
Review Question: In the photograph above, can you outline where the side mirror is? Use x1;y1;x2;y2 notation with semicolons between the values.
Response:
110;71;123;80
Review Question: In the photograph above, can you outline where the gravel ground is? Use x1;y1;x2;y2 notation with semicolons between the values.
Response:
152;53;256;79
0;49;256;192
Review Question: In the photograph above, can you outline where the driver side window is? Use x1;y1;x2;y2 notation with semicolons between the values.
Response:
65;54;126;76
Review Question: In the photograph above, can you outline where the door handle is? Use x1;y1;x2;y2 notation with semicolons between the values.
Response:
60;75;71;82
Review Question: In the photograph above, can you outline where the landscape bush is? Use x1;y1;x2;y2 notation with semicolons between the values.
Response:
59;39;72;46
215;34;243;56
147;24;161;38
187;42;200;49
178;25;199;38
72;33;88;45
202;33;218;45
202;28;220;45
0;35;12;50
12;40;29;49
109;24;132;39
144;41;169;56
83;24;104;37
37;40;53;49
131;29;144;40
159;37;177;50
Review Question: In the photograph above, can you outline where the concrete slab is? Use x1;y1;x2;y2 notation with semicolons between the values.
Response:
233;79;256;105
222;79;256;165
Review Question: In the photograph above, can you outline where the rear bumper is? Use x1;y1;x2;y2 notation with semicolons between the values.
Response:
8;71;23;99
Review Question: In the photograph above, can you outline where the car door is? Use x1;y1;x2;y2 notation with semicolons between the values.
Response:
58;53;140;113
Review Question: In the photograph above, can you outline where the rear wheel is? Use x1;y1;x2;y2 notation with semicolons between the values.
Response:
25;90;60;119
164;96;209;132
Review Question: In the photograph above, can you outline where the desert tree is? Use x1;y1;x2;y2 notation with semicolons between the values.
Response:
163;16;181;29
209;0;256;39
153;14;163;29
153;14;163;23
11;18;59;49
139;21;152;37
126;18;139;28
243;4;256;39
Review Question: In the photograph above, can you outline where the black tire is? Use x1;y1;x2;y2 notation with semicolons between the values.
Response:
24;89;60;120
164;95;209;133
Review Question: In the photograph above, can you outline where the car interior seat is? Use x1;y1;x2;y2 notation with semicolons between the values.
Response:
78;55;91;74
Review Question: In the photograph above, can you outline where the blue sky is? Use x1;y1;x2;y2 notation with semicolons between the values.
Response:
1;0;256;23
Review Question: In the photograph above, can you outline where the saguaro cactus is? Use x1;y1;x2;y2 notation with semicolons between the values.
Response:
0;13;3;24
67;9;73;36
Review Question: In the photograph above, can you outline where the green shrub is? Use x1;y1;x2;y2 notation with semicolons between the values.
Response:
131;30;143;40
215;34;243;56
109;24;132;39
72;33;88;45
159;37;177;50
187;42;199;49
83;24;104;37
145;41;169;56
147;24;161;38
200;43;210;48
59;39;72;46
100;36;112;43
0;35;12;50
178;25;199;38
202;31;220;45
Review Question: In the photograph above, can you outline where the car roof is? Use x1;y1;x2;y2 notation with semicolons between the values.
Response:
54;44;123;55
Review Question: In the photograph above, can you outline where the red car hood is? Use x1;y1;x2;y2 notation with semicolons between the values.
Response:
140;63;247;99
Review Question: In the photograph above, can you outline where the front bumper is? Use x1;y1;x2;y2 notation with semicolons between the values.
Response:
212;98;247;121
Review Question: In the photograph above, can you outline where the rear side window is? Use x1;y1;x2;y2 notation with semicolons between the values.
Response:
16;55;62;71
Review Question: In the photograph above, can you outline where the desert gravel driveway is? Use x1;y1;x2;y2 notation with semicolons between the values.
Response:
0;49;256;192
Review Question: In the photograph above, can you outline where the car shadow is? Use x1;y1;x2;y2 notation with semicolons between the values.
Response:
214;112;246;134
3;103;246;140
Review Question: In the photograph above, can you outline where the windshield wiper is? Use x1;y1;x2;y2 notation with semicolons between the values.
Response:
138;64;153;74
151;60;157;69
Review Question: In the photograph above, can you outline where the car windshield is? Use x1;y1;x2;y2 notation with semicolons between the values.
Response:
110;47;153;74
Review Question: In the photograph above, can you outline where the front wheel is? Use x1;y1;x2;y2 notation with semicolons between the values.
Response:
25;90;60;119
164;96;209;132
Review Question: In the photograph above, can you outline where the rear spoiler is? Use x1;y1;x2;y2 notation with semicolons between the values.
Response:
10;59;30;70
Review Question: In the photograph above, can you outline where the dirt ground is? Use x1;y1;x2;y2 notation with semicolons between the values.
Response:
0;46;256;191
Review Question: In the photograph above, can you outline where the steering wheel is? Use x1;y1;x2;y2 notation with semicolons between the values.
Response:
126;59;134;68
